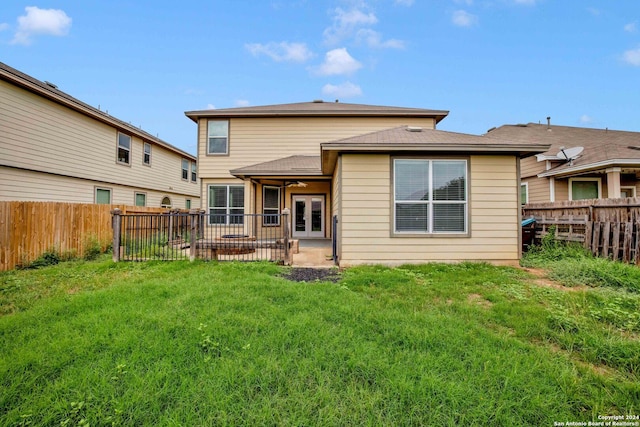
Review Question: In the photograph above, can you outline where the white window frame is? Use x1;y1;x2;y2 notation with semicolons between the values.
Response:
161;196;172;208
207;120;229;155
181;159;189;181
568;177;601;201
143;142;151;166
263;186;281;226
208;184;245;225
186;199;192;210
117;133;131;165
191;162;197;182
135;192;146;207
621;186;636;198
521;182;529;205
393;158;468;235
95;187;112;204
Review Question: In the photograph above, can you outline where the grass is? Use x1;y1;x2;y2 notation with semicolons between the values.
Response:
0;255;638;425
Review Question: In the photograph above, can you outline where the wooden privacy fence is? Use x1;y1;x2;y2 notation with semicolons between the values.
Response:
0;201;173;271
523;197;640;264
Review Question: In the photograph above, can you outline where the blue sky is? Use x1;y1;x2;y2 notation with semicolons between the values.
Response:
2;0;639;155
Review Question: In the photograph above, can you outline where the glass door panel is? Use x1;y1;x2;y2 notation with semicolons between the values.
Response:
292;195;324;238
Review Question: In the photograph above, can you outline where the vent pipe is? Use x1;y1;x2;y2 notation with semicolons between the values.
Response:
546;116;551;130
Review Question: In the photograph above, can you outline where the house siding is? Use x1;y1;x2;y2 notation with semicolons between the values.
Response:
0;79;199;203
338;154;519;266
197;116;436;178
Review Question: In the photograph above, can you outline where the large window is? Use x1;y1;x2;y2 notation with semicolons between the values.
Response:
207;120;229;155
117;133;131;165
209;185;244;224
263;186;280;226
143;142;151;165
96;188;111;204
394;159;467;234
569;178;600;200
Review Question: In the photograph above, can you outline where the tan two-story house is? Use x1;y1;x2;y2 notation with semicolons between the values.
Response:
0;62;200;209
185;101;548;266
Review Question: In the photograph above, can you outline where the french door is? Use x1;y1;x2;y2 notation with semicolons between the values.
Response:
292;195;324;238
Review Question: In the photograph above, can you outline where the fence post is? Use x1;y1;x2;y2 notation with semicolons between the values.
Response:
282;208;290;265
111;208;122;262
189;209;198;262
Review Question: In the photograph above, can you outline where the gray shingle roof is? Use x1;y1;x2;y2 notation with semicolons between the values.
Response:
487;123;640;176
185;101;449;123
230;155;323;178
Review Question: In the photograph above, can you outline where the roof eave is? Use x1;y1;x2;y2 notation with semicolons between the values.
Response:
1;65;195;160
538;159;640;178
320;143;550;174
185;110;449;123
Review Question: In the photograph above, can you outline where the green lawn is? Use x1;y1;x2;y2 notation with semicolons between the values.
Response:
0;256;638;426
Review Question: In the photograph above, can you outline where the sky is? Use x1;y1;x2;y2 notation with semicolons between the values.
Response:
1;0;640;155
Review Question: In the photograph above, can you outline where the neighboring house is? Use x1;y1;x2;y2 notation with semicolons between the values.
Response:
0;62;199;209
487;122;640;204
185;101;548;266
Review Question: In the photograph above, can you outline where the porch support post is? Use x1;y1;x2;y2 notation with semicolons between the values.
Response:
606;167;621;199
282;208;291;265
111;208;122;262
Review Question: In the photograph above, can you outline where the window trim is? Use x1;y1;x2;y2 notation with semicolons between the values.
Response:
135;192;147;207
161;196;172;208
391;157;470;237
206;120;229;156
191;161;197;183
143;142;151;166
208;184;245;225
521;182;529;205
181;159;189;181
621;186;636;198
568;177;601;201
186;199;192;210
263;185;281;226
117;132;131;166
95;187;112;205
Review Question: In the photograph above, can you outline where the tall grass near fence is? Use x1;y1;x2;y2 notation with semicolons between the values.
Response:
0;202;170;271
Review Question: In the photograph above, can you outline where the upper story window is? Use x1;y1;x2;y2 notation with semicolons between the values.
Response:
393;159;468;234
191;162;197;182
207;120;229;155
182;159;189;181
117;133;131;165
143;142;151;165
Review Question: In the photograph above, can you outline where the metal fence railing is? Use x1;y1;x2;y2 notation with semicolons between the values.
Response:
111;209;292;264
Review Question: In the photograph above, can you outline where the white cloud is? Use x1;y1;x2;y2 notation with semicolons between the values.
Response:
235;100;250;107
314;48;362;76
323;7;378;45
394;0;414;6
622;47;640;66
579;115;593;124
624;22;637;33
452;10;478;27
587;7;600;16
322;81;363;98
11;6;72;45
245;41;314;63
356;29;405;49
207;103;216;109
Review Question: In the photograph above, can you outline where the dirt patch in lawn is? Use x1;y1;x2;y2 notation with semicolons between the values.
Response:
521;267;588;292
281;268;341;283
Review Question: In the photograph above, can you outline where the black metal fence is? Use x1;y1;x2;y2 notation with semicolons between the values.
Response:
111;209;291;264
